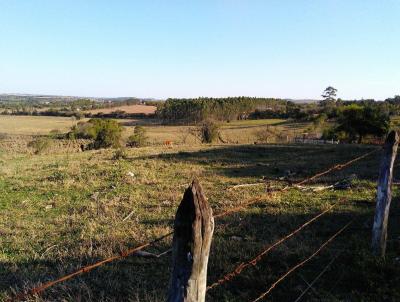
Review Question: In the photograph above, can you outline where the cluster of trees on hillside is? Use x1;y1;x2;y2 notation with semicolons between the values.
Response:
322;104;390;143
315;87;392;143
158;97;287;123
0;97;159;118
67;119;149;150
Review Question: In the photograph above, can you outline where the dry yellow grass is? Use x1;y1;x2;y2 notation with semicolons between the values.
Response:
0;115;314;146
0;115;80;135
123;119;313;145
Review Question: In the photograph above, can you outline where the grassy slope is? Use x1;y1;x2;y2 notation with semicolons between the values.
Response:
0;116;81;135
1;143;400;301
127;119;312;145
0;116;312;144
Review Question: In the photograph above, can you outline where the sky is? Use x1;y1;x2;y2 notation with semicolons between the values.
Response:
0;0;399;100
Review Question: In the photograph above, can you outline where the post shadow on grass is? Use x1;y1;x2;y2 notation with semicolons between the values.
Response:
132;144;385;182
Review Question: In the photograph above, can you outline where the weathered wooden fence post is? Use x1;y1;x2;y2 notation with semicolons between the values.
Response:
168;179;214;302
372;130;399;257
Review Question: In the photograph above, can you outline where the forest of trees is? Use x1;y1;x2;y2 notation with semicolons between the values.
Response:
157;97;287;123
157;96;400;124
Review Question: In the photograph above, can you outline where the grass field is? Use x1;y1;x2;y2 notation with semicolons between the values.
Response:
0;116;79;135
1;140;400;301
0;116;312;146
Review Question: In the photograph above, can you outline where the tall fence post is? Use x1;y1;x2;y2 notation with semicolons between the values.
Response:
168;179;214;302
372;130;399;257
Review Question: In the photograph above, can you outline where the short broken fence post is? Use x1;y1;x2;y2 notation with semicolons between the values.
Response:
168;179;214;302
372;130;399;257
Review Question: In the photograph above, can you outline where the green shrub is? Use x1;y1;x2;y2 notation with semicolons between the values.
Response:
49;129;63;139
68;119;123;149
127;126;148;147
73;111;84;120
199;120;219;143
28;137;52;154
112;148;128;160
321;127;347;141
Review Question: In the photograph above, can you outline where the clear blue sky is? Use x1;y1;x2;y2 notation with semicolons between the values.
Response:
1;0;399;100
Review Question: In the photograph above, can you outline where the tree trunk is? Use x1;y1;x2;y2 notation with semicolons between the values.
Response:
372;131;399;257
168;179;214;302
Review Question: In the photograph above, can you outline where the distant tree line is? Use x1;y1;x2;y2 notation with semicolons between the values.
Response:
0;97;159;119
158;97;287;123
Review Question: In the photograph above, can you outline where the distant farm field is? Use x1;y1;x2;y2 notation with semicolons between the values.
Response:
84;104;157;115
0;115;79;135
0;116;311;145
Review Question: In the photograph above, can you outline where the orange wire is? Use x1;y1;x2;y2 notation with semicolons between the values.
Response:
250;219;355;302
207;200;343;291
9;232;173;302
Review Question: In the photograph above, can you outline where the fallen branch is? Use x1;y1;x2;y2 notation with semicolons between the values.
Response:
218;133;228;144
122;210;135;221
41;245;58;258
133;249;172;258
228;182;265;190
293;184;334;192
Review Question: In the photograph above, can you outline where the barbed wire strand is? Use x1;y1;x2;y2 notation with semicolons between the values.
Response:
9;231;173;302
214;193;273;218
293;250;343;302
10;149;376;301
250;219;355;302
206;199;344;291
216;148;378;219
228;149;379;191
294;149;378;187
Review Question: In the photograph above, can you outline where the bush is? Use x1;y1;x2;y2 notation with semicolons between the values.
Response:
255;126;278;143
321;127;350;142
199;120;219;143
28;137;52;154
127;126;148;147
112;148;128;160
49;129;63;139
68;119;123;149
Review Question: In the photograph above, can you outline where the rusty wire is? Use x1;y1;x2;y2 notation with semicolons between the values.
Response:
294;149;378;187
206;200;343;291
9;232;173;302
221;148;379;217
250;219;355;302
293;249;343;302
206;149;378;292
214;193;274;218
215;148;378;220
9;148;378;301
